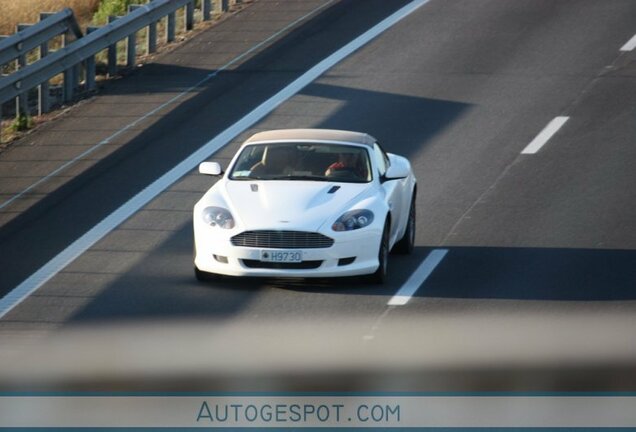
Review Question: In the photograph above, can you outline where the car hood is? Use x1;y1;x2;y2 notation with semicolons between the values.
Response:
218;180;371;231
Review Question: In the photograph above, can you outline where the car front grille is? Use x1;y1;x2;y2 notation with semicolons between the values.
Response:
231;230;334;249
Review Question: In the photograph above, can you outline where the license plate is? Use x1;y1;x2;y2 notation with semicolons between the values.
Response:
260;250;302;263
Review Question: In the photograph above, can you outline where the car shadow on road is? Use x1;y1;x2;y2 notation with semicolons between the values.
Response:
276;245;636;301
412;245;636;301
69;239;636;325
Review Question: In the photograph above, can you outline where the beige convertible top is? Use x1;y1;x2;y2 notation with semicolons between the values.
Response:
244;129;377;147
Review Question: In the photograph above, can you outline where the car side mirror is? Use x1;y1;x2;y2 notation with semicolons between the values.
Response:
199;162;222;176
383;155;410;180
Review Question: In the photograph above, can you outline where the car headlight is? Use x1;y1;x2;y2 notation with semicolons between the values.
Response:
332;209;374;231
202;206;235;229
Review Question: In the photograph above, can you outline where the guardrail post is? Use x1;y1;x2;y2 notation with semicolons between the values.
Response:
62;32;75;103
38;13;53;115
107;16;119;77
146;19;158;54
214;0;226;13
127;4;156;55
0;33;6;61
127;32;136;68
0;35;4;145
72;37;81;101
38;41;50;114
15;24;29;116
186;1;194;31
147;20;157;54
127;5;140;67
86;27;98;91
167;12;176;43
202;0;212;21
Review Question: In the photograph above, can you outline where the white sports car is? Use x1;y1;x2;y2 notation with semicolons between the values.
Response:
193;129;416;283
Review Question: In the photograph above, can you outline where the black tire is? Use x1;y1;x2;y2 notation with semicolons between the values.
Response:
367;220;390;284
194;266;216;282
194;242;218;282
394;193;416;254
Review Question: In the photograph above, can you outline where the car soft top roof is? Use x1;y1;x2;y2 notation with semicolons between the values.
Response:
244;129;377;147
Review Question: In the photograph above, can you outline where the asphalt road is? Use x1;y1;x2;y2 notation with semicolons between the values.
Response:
0;0;635;390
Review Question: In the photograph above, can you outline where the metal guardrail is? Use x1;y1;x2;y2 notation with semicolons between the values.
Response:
0;0;238;142
0;9;82;67
0;9;83;119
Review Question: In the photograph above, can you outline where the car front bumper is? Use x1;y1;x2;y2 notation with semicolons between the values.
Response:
193;226;382;278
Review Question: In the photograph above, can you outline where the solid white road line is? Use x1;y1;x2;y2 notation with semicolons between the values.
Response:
619;34;636;51
0;0;336;211
0;0;430;319
521;116;569;155
388;248;448;306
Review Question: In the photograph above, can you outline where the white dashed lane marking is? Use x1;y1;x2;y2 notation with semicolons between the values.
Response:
521;116;569;155
388;248;448;306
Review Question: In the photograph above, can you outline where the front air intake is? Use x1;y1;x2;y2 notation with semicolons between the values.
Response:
231;230;334;249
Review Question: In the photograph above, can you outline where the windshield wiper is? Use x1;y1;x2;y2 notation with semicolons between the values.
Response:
231;175;264;180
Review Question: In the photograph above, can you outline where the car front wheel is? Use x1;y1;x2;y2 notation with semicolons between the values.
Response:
194;266;216;282
367;220;390;284
394;193;415;254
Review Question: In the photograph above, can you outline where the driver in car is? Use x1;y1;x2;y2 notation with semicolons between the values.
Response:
325;152;368;179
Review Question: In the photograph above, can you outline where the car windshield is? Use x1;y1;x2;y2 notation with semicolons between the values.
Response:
229;142;372;183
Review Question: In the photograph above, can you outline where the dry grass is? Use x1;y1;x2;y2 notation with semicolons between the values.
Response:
0;0;101;35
